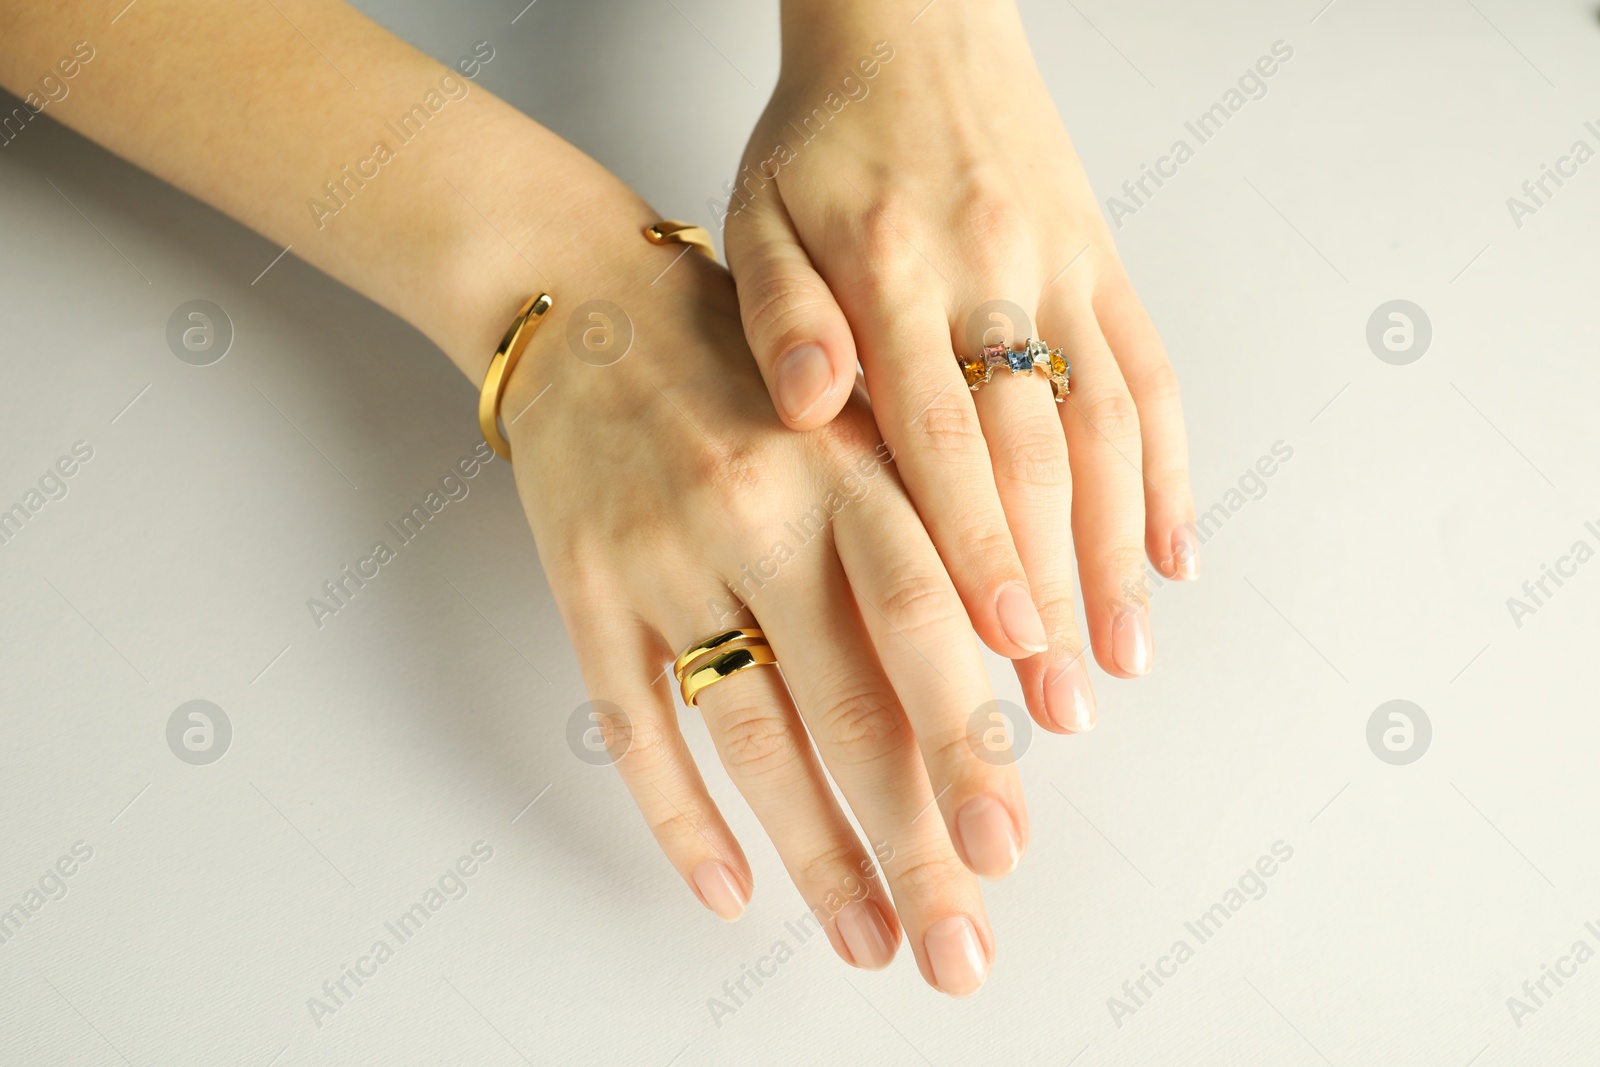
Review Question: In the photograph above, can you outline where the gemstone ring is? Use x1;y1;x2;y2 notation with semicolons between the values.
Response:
960;339;1070;402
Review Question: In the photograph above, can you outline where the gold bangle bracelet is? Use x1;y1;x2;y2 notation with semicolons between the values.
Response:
477;223;714;462
645;220;718;262
681;644;779;707
478;292;553;461
673;627;767;682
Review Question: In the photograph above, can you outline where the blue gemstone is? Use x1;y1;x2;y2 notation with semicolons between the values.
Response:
1008;347;1033;374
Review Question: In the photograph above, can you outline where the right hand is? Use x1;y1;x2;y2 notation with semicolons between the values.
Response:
503;206;1027;996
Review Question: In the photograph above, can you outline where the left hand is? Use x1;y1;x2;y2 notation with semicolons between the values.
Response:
723;0;1198;733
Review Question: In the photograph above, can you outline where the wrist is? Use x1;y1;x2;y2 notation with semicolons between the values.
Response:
778;0;1020;63
402;107;658;389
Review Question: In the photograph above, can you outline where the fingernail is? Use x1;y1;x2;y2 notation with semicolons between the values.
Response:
995;582;1048;656
1045;657;1096;732
955;796;1020;879
774;343;833;422
1171;526;1199;580
692;861;747;921
924;916;989;997
834;900;896;970
1113;605;1153;676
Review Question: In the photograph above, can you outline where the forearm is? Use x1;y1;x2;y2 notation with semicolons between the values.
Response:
0;0;649;384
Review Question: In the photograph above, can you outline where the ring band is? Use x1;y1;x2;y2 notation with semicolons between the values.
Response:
681;644;779;707
960;338;1070;402
478;293;554;461
673;627;766;681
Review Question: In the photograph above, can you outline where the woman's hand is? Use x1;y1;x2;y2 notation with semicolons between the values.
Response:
503;213;1024;996
724;0;1198;733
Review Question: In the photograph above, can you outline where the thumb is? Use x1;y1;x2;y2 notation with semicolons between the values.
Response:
725;194;856;430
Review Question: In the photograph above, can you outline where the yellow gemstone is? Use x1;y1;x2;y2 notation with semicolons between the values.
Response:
1050;352;1068;377
962;360;987;388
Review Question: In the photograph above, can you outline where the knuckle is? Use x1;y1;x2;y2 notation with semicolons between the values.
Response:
800;839;871;894
888;851;968;899
956;175;1030;275
715;702;801;778
612;711;670;759
994;420;1071;490
815;686;911;759
850;205;926;292
738;267;833;356
875;563;961;637
1074;390;1143;448
646;807;703;848
1139;359;1183;408
907;394;986;458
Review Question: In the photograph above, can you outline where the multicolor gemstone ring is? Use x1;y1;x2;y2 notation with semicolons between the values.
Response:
960;339;1071;403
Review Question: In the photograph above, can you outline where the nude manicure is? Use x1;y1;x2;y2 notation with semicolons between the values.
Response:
1045;656;1096;732
924;916;989;997
995;582;1049;655
692;861;747;922
956;795;1020;879
774;343;833;422
834;900;896;970
1112;605;1153;676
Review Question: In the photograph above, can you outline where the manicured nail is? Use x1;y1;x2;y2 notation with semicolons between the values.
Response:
1045;657;1096;732
955;796;1020;879
692;861;747;922
834;900;896;970
995;582;1048;656
924;916;989;997
774;343;833;422
1113;605;1153;676
1171;526;1199;580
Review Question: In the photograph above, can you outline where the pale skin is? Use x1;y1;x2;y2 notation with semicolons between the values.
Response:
1;0;1192;997
729;0;1199;731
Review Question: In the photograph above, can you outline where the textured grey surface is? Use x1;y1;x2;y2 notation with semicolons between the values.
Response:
2;1;1599;1064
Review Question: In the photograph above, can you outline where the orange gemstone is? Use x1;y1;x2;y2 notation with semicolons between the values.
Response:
1050;352;1068;377
962;360;988;388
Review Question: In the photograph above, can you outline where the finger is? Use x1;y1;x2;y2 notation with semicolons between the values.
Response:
966;319;1096;734
1095;269;1197;580
669;614;901;972
842;286;1046;661
831;476;1030;888
563;601;752;921
1041;290;1154;679
724;190;857;429
762;542;994;995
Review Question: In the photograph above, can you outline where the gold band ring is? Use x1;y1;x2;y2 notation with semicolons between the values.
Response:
681;644;779;707
478;292;553;461
673;627;766;681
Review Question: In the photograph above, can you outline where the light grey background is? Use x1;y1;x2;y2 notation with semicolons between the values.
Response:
2;0;1598;1064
